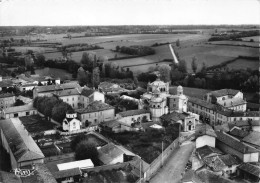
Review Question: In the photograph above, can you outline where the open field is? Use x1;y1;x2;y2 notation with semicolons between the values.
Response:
226;58;259;70
209;40;259;47
35;68;72;80
241;36;260;42
12;46;56;53
177;44;259;72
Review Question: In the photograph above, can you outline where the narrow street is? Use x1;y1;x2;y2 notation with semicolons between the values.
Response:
150;141;195;183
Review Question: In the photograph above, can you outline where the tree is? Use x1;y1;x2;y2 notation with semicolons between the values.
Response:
35;54;45;67
80;52;95;71
71;134;88;151
77;70;88;86
75;140;98;162
92;67;100;88
178;59;187;73
14;99;25;106
176;39;180;47
133;75;139;87
158;64;171;82
191;57;198;73
52;102;74;123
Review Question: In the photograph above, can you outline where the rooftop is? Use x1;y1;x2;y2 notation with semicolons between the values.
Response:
117;109;150;117
76;101;114;114
81;88;95;97
0;118;44;163
243;131;260;147
98;143;124;165
196;145;223;159
160;111;191;122
196;169;236;183
0;171;22;183
238;163;260;178
217;110;260;117
195;123;217;138
229;127;249;139
210;89;240;98
188;97;216;110
3;104;36;114
218;154;240;166
228;120;260;129
0;80;13;87
54;88;81;97
100;120;121;128
215;131;258;154
204;155;226;172
34;83;81;93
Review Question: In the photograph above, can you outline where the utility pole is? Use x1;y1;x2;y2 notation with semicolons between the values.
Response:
161;140;164;167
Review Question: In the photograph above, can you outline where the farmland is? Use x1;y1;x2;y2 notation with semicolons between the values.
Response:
208;40;259;47
241;36;260;42
226;58;259;70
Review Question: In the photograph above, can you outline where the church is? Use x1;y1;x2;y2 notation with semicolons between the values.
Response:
139;78;198;132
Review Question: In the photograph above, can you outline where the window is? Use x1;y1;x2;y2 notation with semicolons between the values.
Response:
72;97;74;101
14;113;18;117
26;112;29;116
67;98;69;101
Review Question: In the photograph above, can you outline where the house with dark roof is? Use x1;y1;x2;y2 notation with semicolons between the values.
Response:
0;92;15;110
195;124;217;148
99;120;122;133
237;162;260;182
52;167;81;183
98;82;125;93
76;101;115;126
216;131;259;163
0;118;45;168
160;111;198;132
205;89;242;104
242;131;260;151
33;83;81;98
229;127;249;139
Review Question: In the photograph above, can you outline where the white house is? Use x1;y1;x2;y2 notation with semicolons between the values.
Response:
62;112;81;132
195;123;217;148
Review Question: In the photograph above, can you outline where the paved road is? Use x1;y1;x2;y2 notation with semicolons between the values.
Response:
150;141;195;183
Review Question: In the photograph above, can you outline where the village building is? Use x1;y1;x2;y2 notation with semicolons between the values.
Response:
160;111;198;132
0;76;14;91
98;82;126;94
0;93;15;110
237;162;260;183
99;120;122;133
62;112;81;132
52;168;82;183
0;118;45;168
33;83;81;98
229;127;250;139
76;101;115;127
228;120;260;132
195;123;217;148
215;130;259;163
18;83;38;91
1;104;37;119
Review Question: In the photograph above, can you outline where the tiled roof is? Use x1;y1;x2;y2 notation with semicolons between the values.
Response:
196;145;223;159
215;131;258;154
210;89;240;98
243;131;260;147
34;83;81;93
76;101;114;114
0;92;15;98
238;163;260;178
0;118;44;162
118;109;150;117
160;111;190;122
54;88;81;97
204;155;226;172
81;88;95;97
229;127;249;139
196;169;236;183
52;168;81;179
181;170;203;183
218;154;240;166
217;110;260;117
188;97;216;110
98;143;124;164
99;82;119;89
0;171;22;183
0;80;13;87
4;104;36;114
195;123;217;138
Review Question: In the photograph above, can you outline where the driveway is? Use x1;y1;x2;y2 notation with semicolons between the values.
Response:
150;141;195;183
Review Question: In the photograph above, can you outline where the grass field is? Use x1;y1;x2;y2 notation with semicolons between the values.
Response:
177;44;259;72
209;40;259;47
242;36;260;42
226;58;259;70
35;68;72;80
13;46;56;53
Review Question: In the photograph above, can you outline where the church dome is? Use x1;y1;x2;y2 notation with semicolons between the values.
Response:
177;85;183;95
151;96;163;103
150;79;166;87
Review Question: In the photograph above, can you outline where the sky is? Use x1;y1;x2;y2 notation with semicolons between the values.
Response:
0;0;259;26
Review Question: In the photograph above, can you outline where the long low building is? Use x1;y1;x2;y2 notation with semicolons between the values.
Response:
0;118;45;168
1;104;38;119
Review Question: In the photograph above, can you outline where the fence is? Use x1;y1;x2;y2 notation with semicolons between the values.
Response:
59;126;98;136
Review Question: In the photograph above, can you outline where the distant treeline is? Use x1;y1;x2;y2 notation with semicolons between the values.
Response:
115;45;155;56
208;30;260;42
